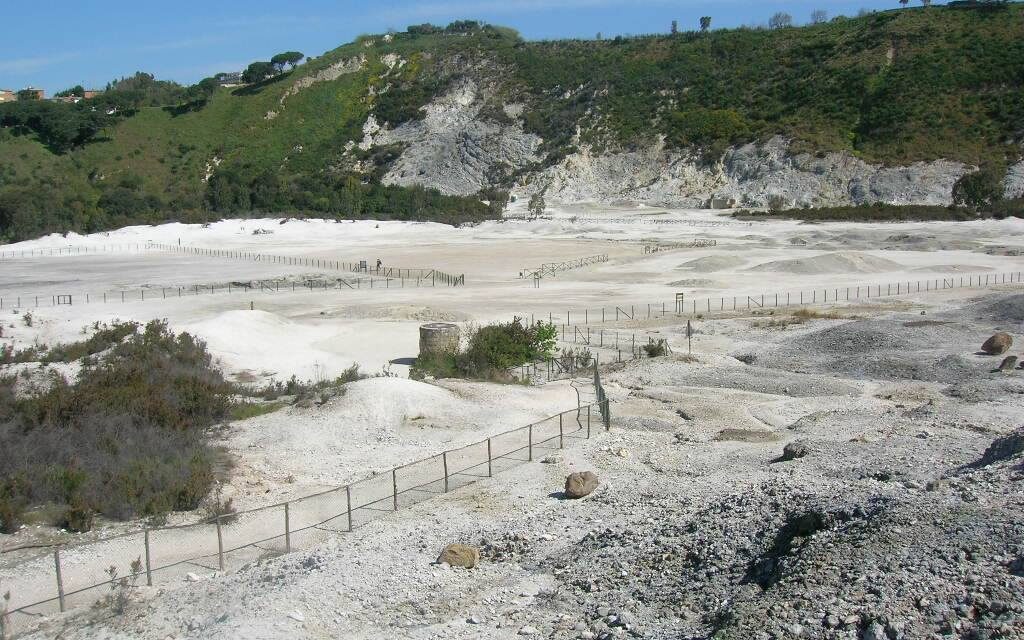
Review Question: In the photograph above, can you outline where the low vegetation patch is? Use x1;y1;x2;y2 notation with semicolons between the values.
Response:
734;201;1022;222
411;318;557;381
752;308;846;329
0;320;231;532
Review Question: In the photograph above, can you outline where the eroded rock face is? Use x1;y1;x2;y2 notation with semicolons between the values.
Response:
1004;159;1024;199
437;543;480;568
565;471;600;499
526;137;968;209
369;78;543;196
356;79;975;208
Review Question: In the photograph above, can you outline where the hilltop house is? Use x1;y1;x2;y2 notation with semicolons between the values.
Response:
21;87;45;100
0;89;14;103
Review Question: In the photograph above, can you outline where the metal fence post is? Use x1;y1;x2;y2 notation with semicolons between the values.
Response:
528;424;534;461
144;529;153;586
54;548;66;613
487;438;493;477
216;516;224;571
559;413;564;448
284;503;291;553
587;404;592;438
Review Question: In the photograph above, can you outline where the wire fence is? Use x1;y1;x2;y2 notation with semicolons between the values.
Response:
520;254;609;281
0;244;148;260
522;271;1024;328
148;243;465;286
0;273;460;311
1;383;611;633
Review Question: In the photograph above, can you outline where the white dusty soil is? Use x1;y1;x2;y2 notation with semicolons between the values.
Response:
2;207;1024;639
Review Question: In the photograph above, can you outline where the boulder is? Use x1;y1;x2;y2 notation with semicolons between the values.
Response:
974;428;1024;467
981;332;1013;355
437;543;480;568
998;356;1018;372
564;471;599;499
780;441;809;461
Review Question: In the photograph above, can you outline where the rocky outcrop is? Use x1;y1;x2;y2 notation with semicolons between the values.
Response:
368;78;543;196
525;137;968;209
1004;159;1024;199
357;83;972;209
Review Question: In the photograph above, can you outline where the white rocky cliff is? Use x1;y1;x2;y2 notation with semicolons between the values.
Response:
352;57;1013;210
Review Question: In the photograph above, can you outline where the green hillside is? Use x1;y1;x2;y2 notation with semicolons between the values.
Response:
1;3;1022;241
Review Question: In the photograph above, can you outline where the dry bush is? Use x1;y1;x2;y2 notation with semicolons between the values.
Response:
95;557;143;616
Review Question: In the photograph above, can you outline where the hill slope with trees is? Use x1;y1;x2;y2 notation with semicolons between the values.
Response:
1;3;1022;241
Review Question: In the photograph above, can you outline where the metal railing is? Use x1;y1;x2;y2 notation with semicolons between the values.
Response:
1;389;610;632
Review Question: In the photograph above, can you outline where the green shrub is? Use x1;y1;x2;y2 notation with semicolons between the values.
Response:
0;321;230;527
953;167;1005;209
412;318;557;380
642;339;671;358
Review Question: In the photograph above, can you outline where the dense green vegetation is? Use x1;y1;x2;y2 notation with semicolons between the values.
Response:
412;318;557;381
0;321;230;532
734;199;1024;222
1;5;1022;241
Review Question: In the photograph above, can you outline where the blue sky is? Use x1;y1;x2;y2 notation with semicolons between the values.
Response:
2;0;936;94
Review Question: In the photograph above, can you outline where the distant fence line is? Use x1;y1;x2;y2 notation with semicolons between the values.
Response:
0;242;465;287
520;254;609;281
148;243;465;286
642;239;717;254
518;271;1024;329
0;244;147;259
1;378;611;632
0;274;451;311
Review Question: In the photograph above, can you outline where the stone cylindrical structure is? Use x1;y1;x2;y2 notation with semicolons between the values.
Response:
419;322;460;357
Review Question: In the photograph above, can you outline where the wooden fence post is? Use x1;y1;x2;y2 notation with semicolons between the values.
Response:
559;413;564;448
442;452;450;493
346;486;353;532
54;548;66;613
284;503;291;552
392;469;399;510
144;529;153;586
487;438;493;477
528;425;533;461
216;516;224;571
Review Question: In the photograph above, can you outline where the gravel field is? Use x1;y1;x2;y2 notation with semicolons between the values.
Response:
10;287;1023;640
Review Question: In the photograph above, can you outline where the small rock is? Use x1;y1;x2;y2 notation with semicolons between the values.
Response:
998;355;1018;372
780;441;808;461
437;543;480;568
565;471;600;499
519;625;539;635
186;572;203;582
614;447;630;458
468;615;484;625
982;332;1013;355
287;611;305;623
863;621;886;640
541;454;563;464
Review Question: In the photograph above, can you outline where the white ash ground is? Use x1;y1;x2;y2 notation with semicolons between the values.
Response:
19;290;1024;640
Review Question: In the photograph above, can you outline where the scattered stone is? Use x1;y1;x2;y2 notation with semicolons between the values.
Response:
780;441;809;462
982;332;1013;355
437;543;480;568
863;621;886;640
468;615;484;624
287;611;305;623
564;471;600;499
519;625;539;635
541;454;563;464
997;355;1018;372
186;572;203;582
